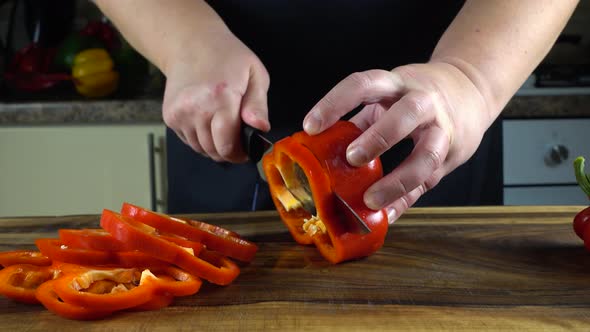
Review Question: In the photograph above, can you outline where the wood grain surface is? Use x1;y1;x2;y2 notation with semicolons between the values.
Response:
1;206;590;331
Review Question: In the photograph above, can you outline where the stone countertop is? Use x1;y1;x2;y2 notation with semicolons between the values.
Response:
503;94;590;119
0;94;589;126
0;99;163;125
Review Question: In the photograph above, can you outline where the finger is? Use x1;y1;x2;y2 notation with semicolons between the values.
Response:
195;111;222;161
211;92;246;163
346;90;437;167
303;69;404;135
385;168;446;224
173;129;188;145
349;103;390;131
364;126;449;210
240;65;270;132
182;128;205;155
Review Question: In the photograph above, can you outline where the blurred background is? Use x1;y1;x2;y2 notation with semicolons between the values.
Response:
0;0;589;217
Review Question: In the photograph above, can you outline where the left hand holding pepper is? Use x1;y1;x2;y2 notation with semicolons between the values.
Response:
303;63;492;223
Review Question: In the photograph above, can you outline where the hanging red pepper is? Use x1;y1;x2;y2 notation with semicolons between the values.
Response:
4;43;71;92
262;121;388;263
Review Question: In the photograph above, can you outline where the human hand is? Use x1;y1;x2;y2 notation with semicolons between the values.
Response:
162;27;270;163
302;63;494;223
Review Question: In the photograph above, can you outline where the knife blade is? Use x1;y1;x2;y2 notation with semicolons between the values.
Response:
241;124;370;234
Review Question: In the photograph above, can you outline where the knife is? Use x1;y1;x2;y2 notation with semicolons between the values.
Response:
241;124;371;234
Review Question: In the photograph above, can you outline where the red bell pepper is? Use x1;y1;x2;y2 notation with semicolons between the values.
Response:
120;203;258;262
0;250;51;267
573;156;590;249
262;121;388;263
100;209;240;285
4;43;71;92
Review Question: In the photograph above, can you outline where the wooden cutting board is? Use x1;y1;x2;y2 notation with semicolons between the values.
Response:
1;206;590;331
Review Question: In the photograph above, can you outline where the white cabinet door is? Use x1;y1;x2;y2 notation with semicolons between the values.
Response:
0;125;166;217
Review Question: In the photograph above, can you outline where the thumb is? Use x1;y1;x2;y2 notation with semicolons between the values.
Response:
240;66;270;132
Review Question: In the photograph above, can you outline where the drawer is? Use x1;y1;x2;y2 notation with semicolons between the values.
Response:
504;186;587;205
503;119;590;185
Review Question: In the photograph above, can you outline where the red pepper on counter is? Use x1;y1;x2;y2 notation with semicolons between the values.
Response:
573;156;590;249
261;121;389;263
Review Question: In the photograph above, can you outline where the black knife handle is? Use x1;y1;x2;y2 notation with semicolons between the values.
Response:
241;124;268;162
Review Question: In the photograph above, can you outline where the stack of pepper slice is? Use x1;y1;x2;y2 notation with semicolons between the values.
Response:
0;203;257;320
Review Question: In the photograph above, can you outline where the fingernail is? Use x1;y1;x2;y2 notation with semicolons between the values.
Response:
386;206;397;225
365;190;386;210
347;145;368;165
303;112;321;134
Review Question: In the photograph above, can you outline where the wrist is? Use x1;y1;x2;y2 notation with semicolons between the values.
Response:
160;21;232;77
429;56;499;128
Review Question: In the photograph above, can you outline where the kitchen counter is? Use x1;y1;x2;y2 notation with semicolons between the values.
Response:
0;93;589;126
0;99;163;125
503;94;590;118
1;205;590;331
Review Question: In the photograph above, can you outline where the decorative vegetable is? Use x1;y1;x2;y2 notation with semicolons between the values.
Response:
573;156;590;249
71;48;119;98
262;120;389;263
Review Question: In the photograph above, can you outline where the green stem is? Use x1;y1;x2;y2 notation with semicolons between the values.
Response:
574;156;590;197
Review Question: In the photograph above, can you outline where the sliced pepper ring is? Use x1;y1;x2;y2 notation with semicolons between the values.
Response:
141;265;202;297
59;228;132;252
0;263;56;304
35;279;114;320
36;238;170;269
51;266;155;311
120;202;257;262
100;209;240;285
0;250;51;267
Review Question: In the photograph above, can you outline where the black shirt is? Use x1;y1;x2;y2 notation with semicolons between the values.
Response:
206;0;465;127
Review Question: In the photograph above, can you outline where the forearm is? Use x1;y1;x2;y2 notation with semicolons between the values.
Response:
94;0;229;75
431;0;579;125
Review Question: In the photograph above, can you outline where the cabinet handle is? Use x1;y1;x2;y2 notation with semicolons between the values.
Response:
544;144;569;167
148;133;168;212
148;133;157;211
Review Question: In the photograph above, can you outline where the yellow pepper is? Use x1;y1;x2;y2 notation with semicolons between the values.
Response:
72;48;119;98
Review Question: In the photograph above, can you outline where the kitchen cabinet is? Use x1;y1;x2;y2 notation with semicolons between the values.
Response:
0;124;167;217
502;118;590;205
